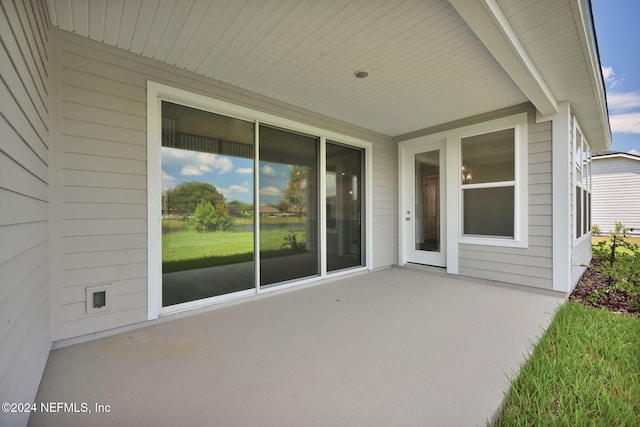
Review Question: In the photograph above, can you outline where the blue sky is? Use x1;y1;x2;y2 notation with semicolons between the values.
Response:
592;0;640;154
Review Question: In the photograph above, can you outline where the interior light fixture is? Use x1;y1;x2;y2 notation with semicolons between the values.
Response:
354;70;369;79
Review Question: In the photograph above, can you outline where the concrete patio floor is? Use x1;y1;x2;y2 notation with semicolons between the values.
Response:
29;268;564;427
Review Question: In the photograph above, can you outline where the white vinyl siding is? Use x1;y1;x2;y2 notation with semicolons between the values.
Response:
52;30;392;340
591;156;640;235
459;116;553;289
0;1;51;426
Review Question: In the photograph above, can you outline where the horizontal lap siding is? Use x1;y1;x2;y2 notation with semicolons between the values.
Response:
56;31;392;340
591;157;640;234
372;141;394;268
458;118;553;289
0;1;51;426
57;38;151;339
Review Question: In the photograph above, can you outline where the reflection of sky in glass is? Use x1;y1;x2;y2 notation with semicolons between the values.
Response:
258;162;292;205
161;147;254;203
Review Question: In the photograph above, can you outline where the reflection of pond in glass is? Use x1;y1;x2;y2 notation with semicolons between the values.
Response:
231;222;305;232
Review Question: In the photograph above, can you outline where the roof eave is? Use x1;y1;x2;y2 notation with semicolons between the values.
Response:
449;0;559;116
570;0;611;149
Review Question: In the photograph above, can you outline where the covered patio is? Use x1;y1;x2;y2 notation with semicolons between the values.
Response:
29;268;563;427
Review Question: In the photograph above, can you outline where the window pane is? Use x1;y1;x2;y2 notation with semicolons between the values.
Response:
326;142;364;272
576;186;582;238
588;192;591;232
575;131;583;183
161;101;255;306
415;150;440;252
259;126;319;285
583;188;588;236
461;129;514;184
463;187;514;237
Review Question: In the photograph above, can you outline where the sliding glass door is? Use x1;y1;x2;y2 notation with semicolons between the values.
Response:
161;101;255;306
156;95;366;309
259;126;319;285
326;142;364;271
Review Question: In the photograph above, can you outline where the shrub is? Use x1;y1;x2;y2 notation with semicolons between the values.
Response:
591;221;640;307
281;230;306;254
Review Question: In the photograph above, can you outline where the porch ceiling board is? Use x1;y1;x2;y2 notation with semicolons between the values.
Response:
46;0;528;137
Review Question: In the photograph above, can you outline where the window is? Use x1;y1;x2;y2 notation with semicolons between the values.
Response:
455;113;527;247
574;122;591;241
461;129;517;238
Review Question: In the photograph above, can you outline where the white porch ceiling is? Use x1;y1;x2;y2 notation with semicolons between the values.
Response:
47;0;529;137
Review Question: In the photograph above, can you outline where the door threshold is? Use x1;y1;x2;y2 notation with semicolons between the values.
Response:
403;263;447;275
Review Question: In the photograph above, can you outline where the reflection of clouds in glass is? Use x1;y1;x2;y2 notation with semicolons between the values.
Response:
219;184;251;198
236;167;253;174
162;147;233;175
180;166;202;176
162;171;176;191
261;164;276;175
259;186;281;195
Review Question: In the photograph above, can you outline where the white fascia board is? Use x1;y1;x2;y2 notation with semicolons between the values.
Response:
592;154;640;162
569;0;612;149
449;0;559;116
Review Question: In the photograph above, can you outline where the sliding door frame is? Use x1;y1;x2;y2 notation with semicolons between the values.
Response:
147;81;372;320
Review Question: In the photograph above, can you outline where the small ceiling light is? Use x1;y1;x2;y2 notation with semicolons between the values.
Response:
354;70;369;79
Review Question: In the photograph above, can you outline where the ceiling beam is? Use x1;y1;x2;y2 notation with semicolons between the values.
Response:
449;0;559;116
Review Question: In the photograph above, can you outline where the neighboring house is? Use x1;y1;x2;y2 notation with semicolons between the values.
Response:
591;150;640;235
0;0;610;424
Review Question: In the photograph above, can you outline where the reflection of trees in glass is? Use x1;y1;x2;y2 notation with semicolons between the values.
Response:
190;200;233;232
227;200;253;218
283;165;307;216
165;182;225;215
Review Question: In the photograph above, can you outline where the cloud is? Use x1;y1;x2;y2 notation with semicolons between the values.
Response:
607;92;640;113
259;186;281;196
602;66;623;89
218;184;251;198
229;184;250;193
236;167;253;174
198;152;233;174
180;166;203;176
163;148;234;176
261;164;276;176
609;113;640;134
629;149;640;156
162;171;176;191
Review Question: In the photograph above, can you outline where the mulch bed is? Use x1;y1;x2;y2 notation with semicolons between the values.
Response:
569;261;640;315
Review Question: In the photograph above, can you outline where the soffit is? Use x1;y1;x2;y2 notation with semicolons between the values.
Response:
496;0;610;148
47;0;528;137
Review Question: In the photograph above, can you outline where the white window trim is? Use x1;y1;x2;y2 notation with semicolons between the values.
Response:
146;81;372;320
572;116;591;246
455;113;529;248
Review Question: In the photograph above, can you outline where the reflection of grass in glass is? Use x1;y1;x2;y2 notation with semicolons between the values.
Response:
162;226;307;273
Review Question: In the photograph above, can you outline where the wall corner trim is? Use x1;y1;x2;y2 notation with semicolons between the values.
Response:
552;101;572;292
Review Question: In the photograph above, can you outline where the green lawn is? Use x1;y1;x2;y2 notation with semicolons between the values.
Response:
493;302;640;426
162;226;306;273
592;236;640;244
592;235;640;257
